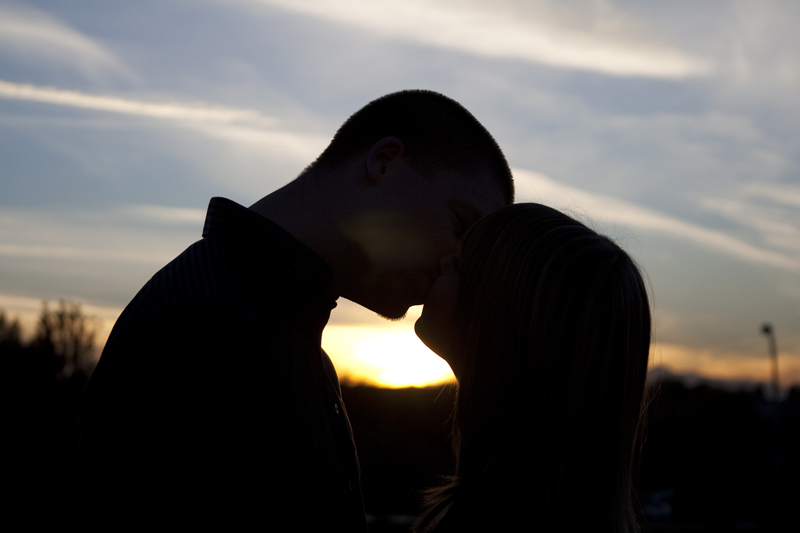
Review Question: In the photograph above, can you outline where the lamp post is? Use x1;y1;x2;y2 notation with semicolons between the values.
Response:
760;322;781;533
760;323;780;403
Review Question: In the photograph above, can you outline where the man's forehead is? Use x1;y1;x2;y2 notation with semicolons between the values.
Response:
450;176;508;214
435;168;508;206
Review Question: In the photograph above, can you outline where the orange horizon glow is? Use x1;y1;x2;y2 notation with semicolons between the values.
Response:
653;342;800;389
1;294;798;389
322;326;456;388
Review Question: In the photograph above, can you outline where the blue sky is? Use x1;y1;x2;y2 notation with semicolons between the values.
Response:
1;0;799;385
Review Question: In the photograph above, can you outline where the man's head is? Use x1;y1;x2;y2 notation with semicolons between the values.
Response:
308;90;514;205
304;90;514;318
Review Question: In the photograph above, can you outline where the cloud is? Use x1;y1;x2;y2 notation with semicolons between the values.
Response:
189;122;328;162
0;80;327;163
0;240;174;265
250;0;710;79
0;2;134;80
699;184;800;255
514;168;799;271
0;79;273;124
745;182;800;209
120;205;207;225
0;205;196;265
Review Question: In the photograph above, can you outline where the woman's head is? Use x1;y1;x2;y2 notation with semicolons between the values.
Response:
415;203;651;532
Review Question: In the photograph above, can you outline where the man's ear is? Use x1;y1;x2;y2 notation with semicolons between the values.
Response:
365;137;404;184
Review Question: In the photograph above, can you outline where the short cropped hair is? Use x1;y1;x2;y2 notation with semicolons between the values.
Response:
310;90;514;203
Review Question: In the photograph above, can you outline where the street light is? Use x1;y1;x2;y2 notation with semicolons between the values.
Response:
760;322;781;533
760;323;780;402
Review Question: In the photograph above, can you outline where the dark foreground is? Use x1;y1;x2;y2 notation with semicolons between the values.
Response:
2;325;798;532
342;379;800;533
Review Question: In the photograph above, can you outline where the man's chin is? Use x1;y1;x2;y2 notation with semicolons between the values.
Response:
376;309;408;322
357;291;420;321
369;299;413;321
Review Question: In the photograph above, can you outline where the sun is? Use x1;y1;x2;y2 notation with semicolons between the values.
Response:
322;305;455;388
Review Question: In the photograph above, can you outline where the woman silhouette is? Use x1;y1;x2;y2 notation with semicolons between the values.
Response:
414;203;651;532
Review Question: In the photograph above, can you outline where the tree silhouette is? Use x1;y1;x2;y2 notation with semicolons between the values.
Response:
0;310;23;349
29;300;98;379
1;301;98;527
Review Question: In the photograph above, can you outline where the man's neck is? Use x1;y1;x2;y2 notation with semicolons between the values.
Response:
250;171;361;302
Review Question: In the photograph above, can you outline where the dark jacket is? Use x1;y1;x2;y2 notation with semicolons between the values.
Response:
74;198;366;530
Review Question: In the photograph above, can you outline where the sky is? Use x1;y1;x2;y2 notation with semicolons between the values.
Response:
1;0;799;388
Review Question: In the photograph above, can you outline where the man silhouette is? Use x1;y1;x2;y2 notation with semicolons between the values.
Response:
75;90;514;529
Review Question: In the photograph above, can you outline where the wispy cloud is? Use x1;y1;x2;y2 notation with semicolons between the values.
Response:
699;184;800;254
0;240;174;264
189;122;329;162
120;205;207;225
514;168;799;271
745;183;800;208
0;79;273;124
0;205;196;265
0;79;327;162
0;2;133;81
251;0;710;79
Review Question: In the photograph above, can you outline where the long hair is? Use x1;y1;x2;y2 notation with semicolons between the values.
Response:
415;203;651;532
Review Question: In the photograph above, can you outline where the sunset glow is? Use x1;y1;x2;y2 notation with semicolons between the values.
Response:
654;342;800;389
323;325;455;388
2;292;798;389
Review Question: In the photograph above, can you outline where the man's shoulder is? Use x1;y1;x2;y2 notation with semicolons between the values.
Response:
104;231;320;355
